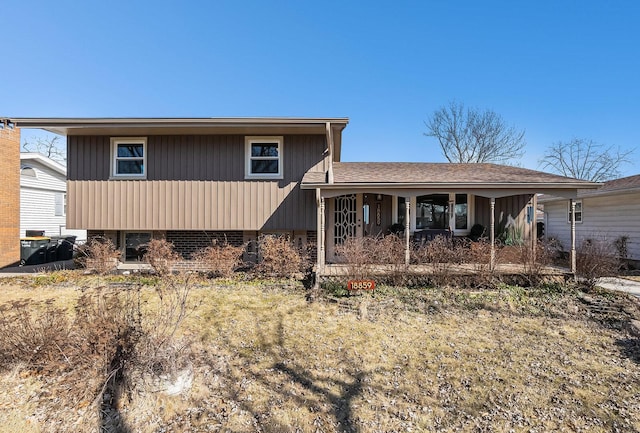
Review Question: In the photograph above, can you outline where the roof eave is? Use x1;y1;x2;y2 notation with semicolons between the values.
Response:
7;117;350;136
301;182;601;190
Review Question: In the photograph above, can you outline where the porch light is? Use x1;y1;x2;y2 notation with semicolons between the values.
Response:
376;194;382;201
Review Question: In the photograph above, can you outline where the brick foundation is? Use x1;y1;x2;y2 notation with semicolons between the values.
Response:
166;230;244;259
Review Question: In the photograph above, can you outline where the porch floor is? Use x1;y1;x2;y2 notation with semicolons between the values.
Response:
317;263;571;278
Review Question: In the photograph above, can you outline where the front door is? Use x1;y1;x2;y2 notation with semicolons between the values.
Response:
327;193;363;261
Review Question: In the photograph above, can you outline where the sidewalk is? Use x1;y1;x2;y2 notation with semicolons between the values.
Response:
597;277;640;298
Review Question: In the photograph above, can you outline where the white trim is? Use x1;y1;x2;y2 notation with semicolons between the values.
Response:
110;137;147;179
244;136;283;179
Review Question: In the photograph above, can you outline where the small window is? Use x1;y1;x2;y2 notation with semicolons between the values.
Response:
55;193;65;216
20;166;37;177
111;137;147;178
245;136;283;179
122;232;152;261
567;200;582;223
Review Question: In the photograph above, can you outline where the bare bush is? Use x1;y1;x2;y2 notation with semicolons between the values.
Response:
76;236;121;274
193;240;245;278
144;238;181;275
255;235;308;278
515;242;553;286
576;239;620;290
412;236;467;288
0;278;196;421
335;236;376;281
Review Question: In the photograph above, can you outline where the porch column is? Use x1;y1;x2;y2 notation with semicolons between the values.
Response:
316;190;326;273
490;197;496;270
570;199;576;274
405;199;411;265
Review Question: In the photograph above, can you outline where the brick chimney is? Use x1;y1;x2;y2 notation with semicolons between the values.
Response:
0;121;20;267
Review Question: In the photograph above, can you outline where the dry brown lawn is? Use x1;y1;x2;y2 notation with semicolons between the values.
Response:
0;273;639;433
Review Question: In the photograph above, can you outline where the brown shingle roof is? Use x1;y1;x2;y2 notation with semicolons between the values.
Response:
302;162;597;186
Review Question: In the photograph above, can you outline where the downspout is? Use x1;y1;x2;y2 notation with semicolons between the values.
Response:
570;199;576;275
325;122;334;184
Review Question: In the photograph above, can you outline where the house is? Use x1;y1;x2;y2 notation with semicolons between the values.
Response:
540;174;640;264
0;121;20;268
20;152;86;242
5;117;600;273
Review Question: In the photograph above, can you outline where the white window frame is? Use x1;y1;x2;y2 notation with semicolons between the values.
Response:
394;193;473;235
245;136;283;179
567;200;583;224
110;137;147;179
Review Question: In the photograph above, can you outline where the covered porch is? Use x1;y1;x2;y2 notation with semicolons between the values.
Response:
301;162;600;277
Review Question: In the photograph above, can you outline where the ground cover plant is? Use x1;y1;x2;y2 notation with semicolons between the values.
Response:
0;272;638;432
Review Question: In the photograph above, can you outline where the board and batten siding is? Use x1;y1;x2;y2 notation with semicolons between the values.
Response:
474;194;534;239
544;192;640;261
67;134;327;231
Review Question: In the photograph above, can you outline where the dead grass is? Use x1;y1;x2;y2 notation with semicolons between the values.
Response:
0;273;639;432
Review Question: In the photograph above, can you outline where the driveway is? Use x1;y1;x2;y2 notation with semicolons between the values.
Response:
0;259;76;277
597;277;640;298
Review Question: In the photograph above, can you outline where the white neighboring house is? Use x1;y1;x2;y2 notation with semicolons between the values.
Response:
540;174;640;263
20;153;86;242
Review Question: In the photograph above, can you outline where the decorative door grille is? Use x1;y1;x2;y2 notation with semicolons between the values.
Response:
334;194;357;246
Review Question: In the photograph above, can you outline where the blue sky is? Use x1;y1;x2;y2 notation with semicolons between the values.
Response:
2;1;639;176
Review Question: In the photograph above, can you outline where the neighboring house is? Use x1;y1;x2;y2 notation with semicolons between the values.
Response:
19;152;86;242
6;117;599;273
0;121;20;268
540;174;640;263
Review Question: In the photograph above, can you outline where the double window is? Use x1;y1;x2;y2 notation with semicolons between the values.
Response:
397;193;471;234
111;137;147;178
245;136;283;179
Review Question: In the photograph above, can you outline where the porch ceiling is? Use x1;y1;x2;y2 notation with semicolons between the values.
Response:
302;162;601;198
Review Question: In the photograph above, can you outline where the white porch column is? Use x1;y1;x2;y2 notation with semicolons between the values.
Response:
405;199;411;265
490;197;496;271
570;199;576;274
319;196;326;272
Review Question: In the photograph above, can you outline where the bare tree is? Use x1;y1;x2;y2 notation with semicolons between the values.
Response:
539;138;633;182
22;136;66;164
424;101;526;164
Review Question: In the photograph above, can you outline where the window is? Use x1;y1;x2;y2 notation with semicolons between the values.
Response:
397;193;471;234
122;232;151;261
416;194;449;230
111;137;147;178
245;136;283;179
568;200;583;223
455;193;468;230
20;166;37;177
55;193;66;216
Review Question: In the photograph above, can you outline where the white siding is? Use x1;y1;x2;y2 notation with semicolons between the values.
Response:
20;158;87;242
544;192;640;261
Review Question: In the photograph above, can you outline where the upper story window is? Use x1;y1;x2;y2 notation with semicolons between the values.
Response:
567;200;583;223
111;137;147;178
20;165;37;177
245;136;283;179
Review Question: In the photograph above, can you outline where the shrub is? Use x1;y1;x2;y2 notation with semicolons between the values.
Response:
76;236;121;274
255;234;309;278
576;239;619;290
143;238;181;276
515;241;553;287
193;240;245;278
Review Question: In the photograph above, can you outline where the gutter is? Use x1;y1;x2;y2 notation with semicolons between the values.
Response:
300;181;601;190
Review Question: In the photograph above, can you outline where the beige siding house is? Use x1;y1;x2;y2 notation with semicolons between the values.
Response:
6;117;600;273
540;174;640;263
